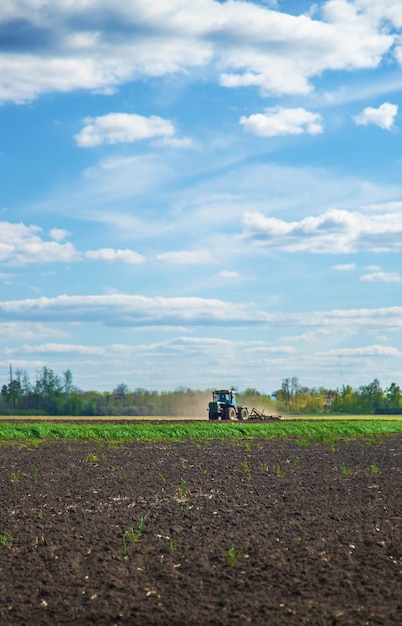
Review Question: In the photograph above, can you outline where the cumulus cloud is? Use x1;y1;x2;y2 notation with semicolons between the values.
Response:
0;221;79;266
49;228;69;241
360;271;401;283
75;113;176;147
0;1;397;103
0;221;147;266
156;250;215;264
85;248;145;264
353;102;398;130
240;107;323;137
241;208;402;253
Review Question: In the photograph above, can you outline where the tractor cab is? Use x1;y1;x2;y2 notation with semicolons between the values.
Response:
208;389;248;421
213;389;237;408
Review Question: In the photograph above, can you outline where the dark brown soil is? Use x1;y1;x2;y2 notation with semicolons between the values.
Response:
0;434;401;625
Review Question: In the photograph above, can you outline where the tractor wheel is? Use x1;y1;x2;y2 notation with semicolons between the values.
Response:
226;407;237;420
208;411;218;420
238;408;249;420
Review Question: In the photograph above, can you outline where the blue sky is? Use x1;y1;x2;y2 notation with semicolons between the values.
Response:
1;0;402;393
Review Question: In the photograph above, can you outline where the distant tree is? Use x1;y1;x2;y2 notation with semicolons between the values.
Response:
384;382;402;412
63;370;74;396
358;379;383;413
113;383;129;396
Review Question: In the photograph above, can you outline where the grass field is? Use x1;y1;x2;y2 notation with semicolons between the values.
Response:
0;418;401;443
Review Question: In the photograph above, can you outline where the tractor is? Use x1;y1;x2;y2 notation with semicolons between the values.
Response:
208;389;249;421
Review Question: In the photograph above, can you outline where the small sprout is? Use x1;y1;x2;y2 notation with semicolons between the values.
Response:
293;456;302;469
225;546;242;567
258;461;268;471
159;473;167;485
169;538;175;552
10;471;20;484
339;463;351;476
241;461;250;472
174;479;190;501
244;442;252;453
85;453;98;464
32;468;39;483
122;514;149;559
369;462;379;475
273;465;286;477
0;532;17;548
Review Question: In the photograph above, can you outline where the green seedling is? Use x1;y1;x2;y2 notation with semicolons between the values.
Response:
225;546;242;567
169;538;175;552
174;479;190;500
244;442;252;453
10;471;20;484
122;514;149;559
369;462;379;475
85;452;98;464
241;461;250;472
159;473;167;485
258;461;268;471
32;468;39;483
0;532;17;548
339;463;351;476
293;456;302;469
273;464;286;477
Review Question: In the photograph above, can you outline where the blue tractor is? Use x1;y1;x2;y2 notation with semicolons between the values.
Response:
208;389;249;421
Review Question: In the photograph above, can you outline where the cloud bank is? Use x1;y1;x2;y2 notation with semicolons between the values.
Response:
242;208;402;253
0;1;399;103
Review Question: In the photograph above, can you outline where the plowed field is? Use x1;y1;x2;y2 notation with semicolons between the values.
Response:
0;434;401;625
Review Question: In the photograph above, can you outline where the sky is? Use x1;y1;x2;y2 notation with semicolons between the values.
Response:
1;0;402;394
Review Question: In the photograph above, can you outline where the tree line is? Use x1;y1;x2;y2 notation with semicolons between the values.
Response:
273;377;402;415
1;367;401;416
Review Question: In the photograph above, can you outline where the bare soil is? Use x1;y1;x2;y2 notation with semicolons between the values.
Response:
0;434;401;625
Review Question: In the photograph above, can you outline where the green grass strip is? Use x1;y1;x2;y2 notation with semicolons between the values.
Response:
0;420;401;443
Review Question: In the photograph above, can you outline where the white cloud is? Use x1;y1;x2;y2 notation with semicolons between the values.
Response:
0;221;80;266
0;221;147;266
364;265;381;271
326;345;400;357
154;136;194;149
218;270;240;279
240;107;323;137
0;1;397;103
0;322;68;342
241;208;402;253
360;271;401;283
331;263;356;271
243;345;297;354
353;102;398;130
49;228;69;241
1;295;402;337
7;342;106;356
156;250;215;264
75;113;175;147
85;248;145;264
0;293;270;326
